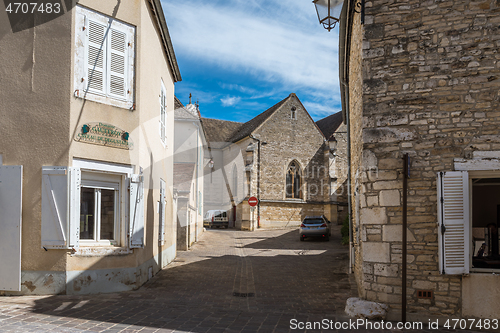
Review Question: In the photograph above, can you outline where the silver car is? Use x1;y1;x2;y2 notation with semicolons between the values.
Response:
299;216;332;241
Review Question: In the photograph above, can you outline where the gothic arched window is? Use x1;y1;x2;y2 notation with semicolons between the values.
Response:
286;161;301;198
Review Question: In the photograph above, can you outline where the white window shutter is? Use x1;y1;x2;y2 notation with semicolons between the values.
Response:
41;167;70;249
74;8;87;95
108;27;128;99
0;165;23;291
159;179;166;245
437;171;470;275
86;18;107;95
68;168;81;248
129;174;144;248
160;81;166;143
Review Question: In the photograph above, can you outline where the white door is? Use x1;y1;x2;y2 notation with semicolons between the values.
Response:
0;166;23;291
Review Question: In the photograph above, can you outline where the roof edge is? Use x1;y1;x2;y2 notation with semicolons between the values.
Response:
149;0;182;82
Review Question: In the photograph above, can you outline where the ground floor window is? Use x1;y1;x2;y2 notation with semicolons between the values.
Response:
471;176;500;269
438;171;500;274
80;172;122;246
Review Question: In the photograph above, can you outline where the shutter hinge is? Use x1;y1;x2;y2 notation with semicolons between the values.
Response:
441;224;446;234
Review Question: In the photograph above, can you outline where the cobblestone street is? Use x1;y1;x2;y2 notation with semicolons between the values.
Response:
0;227;483;332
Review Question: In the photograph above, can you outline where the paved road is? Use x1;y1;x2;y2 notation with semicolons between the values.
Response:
0;227;483;332
0;226;356;332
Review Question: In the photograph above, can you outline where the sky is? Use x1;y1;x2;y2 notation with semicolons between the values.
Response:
161;0;342;123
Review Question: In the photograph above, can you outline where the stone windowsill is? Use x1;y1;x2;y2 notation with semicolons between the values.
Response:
71;246;132;257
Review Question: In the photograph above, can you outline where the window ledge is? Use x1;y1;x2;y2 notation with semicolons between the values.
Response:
72;246;132;257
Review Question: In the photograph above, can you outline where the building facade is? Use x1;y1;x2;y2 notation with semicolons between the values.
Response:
173;99;207;250
202;94;347;231
342;0;500;321
0;0;181;295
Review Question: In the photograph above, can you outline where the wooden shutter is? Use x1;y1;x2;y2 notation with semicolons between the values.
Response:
41;167;80;249
159;179;166;245
86;18;107;95
437;171;470;274
108;27;127;99
68;168;81;248
160;81;166;143
0;165;23;291
129;174;144;248
74;7;87;95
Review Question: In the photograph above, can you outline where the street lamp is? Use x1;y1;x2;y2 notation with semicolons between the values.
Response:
328;136;338;152
312;0;343;31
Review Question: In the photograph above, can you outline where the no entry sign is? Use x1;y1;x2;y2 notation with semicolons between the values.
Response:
248;196;259;207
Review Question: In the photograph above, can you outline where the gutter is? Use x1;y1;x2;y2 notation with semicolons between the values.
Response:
339;0;356;273
149;0;182;82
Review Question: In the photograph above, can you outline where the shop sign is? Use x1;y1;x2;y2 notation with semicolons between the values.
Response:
75;122;133;150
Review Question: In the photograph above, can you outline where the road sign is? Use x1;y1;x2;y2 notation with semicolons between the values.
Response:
248;196;259;207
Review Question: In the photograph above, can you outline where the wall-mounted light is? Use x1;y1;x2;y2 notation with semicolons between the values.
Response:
328;136;338;152
313;0;343;31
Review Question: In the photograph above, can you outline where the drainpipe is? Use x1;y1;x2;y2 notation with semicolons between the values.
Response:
249;134;260;229
341;0;356;274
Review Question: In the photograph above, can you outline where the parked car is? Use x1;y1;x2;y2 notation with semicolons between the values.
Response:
299;215;331;241
203;210;229;229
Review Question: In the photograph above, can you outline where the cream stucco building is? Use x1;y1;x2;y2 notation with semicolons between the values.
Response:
0;0;181;295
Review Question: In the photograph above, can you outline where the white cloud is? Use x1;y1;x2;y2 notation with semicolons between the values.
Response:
303;101;342;120
162;0;340;95
221;96;242;107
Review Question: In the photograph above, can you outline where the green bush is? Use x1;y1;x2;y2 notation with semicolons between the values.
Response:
341;215;349;245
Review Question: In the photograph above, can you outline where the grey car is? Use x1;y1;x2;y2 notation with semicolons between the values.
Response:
299;216;332;241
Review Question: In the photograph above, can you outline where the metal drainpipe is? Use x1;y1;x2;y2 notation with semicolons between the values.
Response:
342;0;355;274
249;134;260;229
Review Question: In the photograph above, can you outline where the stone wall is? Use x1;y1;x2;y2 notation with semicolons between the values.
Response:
353;0;500;319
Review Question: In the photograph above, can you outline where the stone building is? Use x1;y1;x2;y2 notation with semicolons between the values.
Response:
0;0;181;294
341;0;500;321
202;94;347;230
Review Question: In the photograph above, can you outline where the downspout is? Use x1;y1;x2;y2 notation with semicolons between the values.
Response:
340;0;355;273
249;134;260;229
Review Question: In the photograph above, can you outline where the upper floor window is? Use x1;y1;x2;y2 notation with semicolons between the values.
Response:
74;6;135;109
286;161;302;199
291;106;297;120
160;80;167;144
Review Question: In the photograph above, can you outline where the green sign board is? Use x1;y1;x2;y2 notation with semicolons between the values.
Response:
75;122;133;150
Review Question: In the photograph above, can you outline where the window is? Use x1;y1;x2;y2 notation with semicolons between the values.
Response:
160;80;167;144
159;179;166;245
41;161;144;250
74;6;135;109
291;106;297;120
286;161;302;199
438;171;500;274
80;176;120;246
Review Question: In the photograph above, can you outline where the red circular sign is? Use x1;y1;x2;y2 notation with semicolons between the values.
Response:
248;196;259;207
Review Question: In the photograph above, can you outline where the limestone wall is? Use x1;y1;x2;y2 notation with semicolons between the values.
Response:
355;0;500;319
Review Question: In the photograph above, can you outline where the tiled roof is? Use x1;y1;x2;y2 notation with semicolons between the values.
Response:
174;96;184;109
173;163;196;192
201;118;242;145
315;111;344;140
227;95;291;143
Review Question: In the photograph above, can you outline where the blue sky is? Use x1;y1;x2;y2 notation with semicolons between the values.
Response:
162;0;341;123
